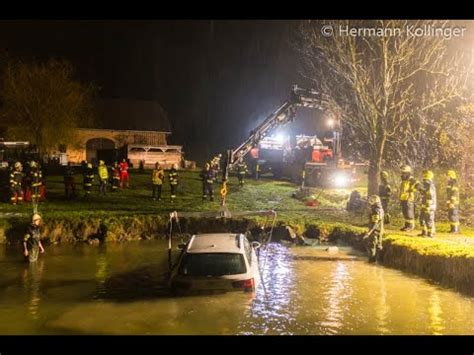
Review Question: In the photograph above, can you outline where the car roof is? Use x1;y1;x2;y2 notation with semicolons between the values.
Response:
186;233;244;254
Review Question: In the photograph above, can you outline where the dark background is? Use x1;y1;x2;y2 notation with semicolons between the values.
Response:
0;20;325;162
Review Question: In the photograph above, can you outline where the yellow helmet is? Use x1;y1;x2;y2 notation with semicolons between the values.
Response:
99;160;105;165
422;170;434;181
401;165;412;174
32;213;42;223
380;171;389;179
447;170;457;179
14;161;22;169
368;195;381;206
87;163;93;169
30;161;37;168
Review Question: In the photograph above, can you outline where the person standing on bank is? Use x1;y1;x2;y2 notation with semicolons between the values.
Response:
378;171;392;224
152;162;165;201
23;214;45;263
98;160;109;196
446;170;460;233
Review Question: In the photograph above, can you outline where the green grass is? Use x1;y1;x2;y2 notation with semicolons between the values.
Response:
1;169;474;256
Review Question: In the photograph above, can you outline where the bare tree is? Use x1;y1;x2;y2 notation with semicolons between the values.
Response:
299;20;469;194
0;58;97;155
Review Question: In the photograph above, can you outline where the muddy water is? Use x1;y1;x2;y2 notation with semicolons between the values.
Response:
0;241;473;335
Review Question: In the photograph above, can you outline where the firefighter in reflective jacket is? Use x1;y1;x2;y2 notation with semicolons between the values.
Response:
98;160;109;195
236;158;248;187
211;154;222;179
29;161;43;205
111;162;121;192
152;162;164;201
399;165;418;231
363;195;384;263
201;163;215;201
446;170;460;233
10;162;24;205
83;163;94;197
418;170;436;238
378;171;392;224
168;164;178;203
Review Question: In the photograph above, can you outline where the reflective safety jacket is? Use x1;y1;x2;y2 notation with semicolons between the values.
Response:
98;164;109;181
447;180;459;208
399;176;418;202
368;203;384;233
83;168;94;186
169;169;178;185
200;168;215;184
10;170;23;188
152;168;165;185
30;168;42;188
419;179;437;212
378;181;392;201
237;162;248;175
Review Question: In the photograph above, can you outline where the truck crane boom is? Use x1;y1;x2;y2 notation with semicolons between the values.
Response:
226;85;329;171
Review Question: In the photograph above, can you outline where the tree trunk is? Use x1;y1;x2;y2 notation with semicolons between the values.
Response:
368;133;386;196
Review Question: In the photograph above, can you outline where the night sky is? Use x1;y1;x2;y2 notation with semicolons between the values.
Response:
0;20;324;162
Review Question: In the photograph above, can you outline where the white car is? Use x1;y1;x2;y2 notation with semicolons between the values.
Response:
170;233;261;294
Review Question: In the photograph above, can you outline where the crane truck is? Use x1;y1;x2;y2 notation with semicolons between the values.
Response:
222;85;358;187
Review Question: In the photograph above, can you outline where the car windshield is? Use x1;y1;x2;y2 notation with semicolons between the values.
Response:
178;253;247;276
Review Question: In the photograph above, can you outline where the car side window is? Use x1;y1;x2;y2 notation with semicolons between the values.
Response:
244;237;252;266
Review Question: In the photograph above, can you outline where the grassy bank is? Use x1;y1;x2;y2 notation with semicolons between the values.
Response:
1;169;474;295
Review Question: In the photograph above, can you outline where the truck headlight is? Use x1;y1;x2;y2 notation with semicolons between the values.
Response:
333;173;349;187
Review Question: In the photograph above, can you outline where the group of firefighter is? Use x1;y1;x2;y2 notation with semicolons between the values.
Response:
364;165;460;262
8;160;44;206
200;154;249;201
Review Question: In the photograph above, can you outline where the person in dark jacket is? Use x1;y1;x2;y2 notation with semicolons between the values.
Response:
363;195;384;262
63;162;76;199
23;213;45;263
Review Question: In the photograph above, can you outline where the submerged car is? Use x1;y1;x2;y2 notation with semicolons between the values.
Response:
170;233;261;294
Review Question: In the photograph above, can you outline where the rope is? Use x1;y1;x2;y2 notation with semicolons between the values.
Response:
220;180;228;206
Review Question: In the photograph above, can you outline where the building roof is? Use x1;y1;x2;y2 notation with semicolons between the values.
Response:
96;99;172;132
187;233;243;254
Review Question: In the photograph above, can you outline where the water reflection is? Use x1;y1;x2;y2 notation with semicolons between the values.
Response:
240;243;297;335
94;245;109;298
2;241;474;335
428;291;444;335
373;267;389;334
320;262;351;334
21;259;44;320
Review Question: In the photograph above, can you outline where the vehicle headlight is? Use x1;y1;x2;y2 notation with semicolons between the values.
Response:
333;173;349;187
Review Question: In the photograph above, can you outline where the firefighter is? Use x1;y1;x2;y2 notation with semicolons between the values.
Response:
98;160;109;195
83;163;94;198
152;162;165;201
236;158;248;187
9;162;24;205
255;162;260;180
399;165;417;231
63;162;76;199
418;170;436;238
111;162;121;192
379;171;392;224
23;213;45;263
119;159;129;189
211;154;221;180
363;195;384;263
200;162;215;201
446;170;460;233
169;164;178;203
29;161;43;207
